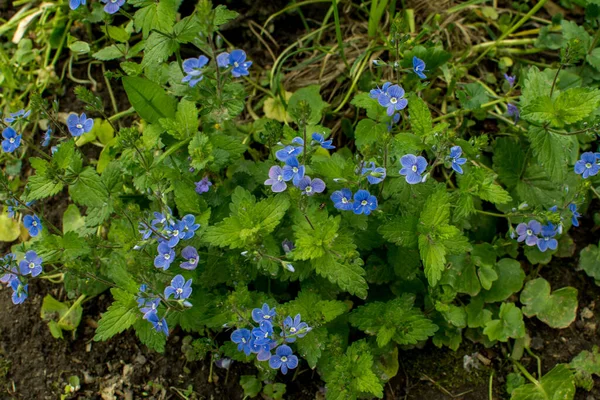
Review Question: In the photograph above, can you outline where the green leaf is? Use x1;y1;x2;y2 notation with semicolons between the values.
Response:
349;294;438;347
141;31;178;68
378;215;419;248
511;364;575;400
527;127;575;182
578;241;600;284
132;0;177;38
351;92;385;120
409;95;432;138
52;140;76;169
482;258;525;303
158;99;198;139
94;288;139;341
40;294;83;338
456;83;489;110
520;278;578;329
465;297;492;328
92;44;126;61
122;76;177;124
69;168;109;208
570;346;600;391
483;302;525;342
296;327;327;369
214;5;239;25
354;119;387;150
553;87;600;126
240;375;262;398
133;319;166;353
288;85;328;125
312;253;368;299
282;291;347;326
27;173;63;201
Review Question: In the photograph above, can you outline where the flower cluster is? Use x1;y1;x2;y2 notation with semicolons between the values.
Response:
135;284;169;336
182;49;252;88
0;251;43;305
370;82;408;117
331;189;378;215
266;136;329;194
230;303;310;374
1;109;29;154
515;220;558;252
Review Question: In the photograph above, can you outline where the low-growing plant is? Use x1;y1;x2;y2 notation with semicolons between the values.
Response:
2;0;600;398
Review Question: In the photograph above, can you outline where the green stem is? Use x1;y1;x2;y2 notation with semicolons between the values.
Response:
331;0;347;67
108;107;135;122
512;360;539;385
57;294;86;326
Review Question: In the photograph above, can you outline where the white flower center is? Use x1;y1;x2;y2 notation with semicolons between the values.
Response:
241;338;247;343
172;230;179;236
411;165;418;172
176;288;183;294
29;262;35;269
390;97;398;104
361;200;367;206
234;62;239;67
190;257;197;264
305;186;312;193
164;254;170;260
280;356;288;362
342;198;348;204
526;229;532;236
9;138;14;143
287;148;295;154
76;124;83;129
290;327;297;333
586;163;592;169
292;167;298;173
277;175;283;181
32;221;37;226
264;315;270;319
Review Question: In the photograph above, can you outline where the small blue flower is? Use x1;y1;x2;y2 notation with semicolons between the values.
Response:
297;176;326;196
282;239;295;253
4;109;30;124
140;298;160;319
69;0;86;10
507;103;520;124
217;49;252;77
101;0;125;14
312;133;335;150
387;113;400;131
361;162;386;184
2;127;22;153
67;113;94;137
165;221;187;247
412;56;427;79
265;166;287;193
154;242;175;270
252;303;277;323
23;214;42;237
331;188;353;211
504;73;516;87
352;190;378;215
19;250;43;277
195;177;212;194
41;128;52;147
537;223;558;252
369;82;392;99
249;338;273;361
516;220;542;246
152;209;173;231
252;320;274;346
147;312;169;336
268;345;298;375
448;146;467;174
6;199;18;218
231;328;253;356
575;152;599;179
378;85;408;116
181;215;200;240
399;154;427;184
0;265;18;285
569;203;580;227
275;144;303;162
281;314;309;343
182;56;209;87
135;284;149;307
180;246;199;270
138;222;152;240
10;279;28;305
282;157;305;185
164;274;193;300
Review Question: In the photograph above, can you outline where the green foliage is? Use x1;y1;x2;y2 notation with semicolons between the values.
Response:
578;241;600;284
570;346;600;391
511;364;575;400
520;278;578;329
483;303;525;342
94;289;139;341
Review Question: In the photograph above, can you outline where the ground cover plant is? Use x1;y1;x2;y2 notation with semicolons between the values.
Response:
2;0;600;398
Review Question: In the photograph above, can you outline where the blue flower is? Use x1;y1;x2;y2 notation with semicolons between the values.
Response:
152;209;173;231
231;328;253;356
399;154;427;184
282;239;295;253
195;177;212;194
516;220;541;246
378;84;408;116
180;246;199;270
2;127;22;153
101;0;125;14
362;162;386;184
275;143;303;162
448;146;467;174
412;56;427;79
10;279;28;305
19;250;43;277
23;214;42;237
281;314;309;343
182;56;209;87
138;222;152;240
140;298;160;319
41;128;52;147
249;338;273;361
154;242;175;270
504;73;516;87
181;214;200;240
575;152;599;179
165;221;187;247
135;284;149;307
297;176;326;196
1;263;18;285
352;190;378;215
252;303;277;323
331;188;353;211
312;133;335;150
369;82;392;99
265;166;287;193
4;109;30;124
569;203;580;227
69;0;86;10
217;50;252;77
268;345;298;375
252;320;274;346
147;312;169;336
6;199;18;218
387;113;400;131
537;223;558;252
67;113;94;137
507;103;520;124
164;274;193;300
282;157;305;185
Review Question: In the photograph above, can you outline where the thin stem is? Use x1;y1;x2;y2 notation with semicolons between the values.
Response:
549;64;563;98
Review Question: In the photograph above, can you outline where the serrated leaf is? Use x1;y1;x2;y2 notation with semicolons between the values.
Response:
511;364;575;400
409;95;432;138
296;327;327;369
94;288;139;341
520;278;578;329
141;31;178;68
378;215;419;248
354;119;387;150
313;253;368;299
133;319;166;352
